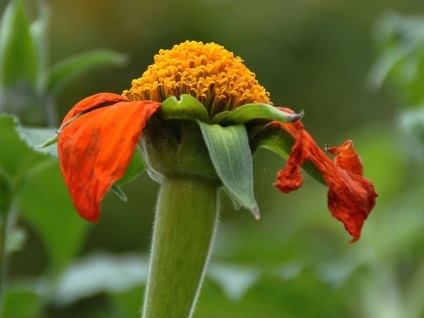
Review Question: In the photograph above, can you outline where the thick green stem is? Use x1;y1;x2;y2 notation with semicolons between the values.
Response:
142;177;219;318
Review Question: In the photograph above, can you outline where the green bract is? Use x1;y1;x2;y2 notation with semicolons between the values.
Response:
140;94;304;218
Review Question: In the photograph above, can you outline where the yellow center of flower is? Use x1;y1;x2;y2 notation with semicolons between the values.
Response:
122;41;271;115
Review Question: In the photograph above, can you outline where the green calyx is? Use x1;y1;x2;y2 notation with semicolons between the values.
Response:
140;94;304;218
139;115;218;182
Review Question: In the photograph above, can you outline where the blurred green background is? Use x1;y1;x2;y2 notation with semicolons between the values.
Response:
2;0;424;317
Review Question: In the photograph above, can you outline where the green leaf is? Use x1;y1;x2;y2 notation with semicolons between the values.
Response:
18;126;58;158
160;94;209;122
211;103;303;126
0;115;47;179
17;161;89;275
0;115;88;275
0;0;38;88
30;1;49;81
1;287;41;318
370;12;424;106
45;49;127;94
52;253;149;306
208;263;262;301
0;172;11;217
198;122;259;218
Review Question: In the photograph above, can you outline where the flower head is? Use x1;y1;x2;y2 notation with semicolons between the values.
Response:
55;41;377;242
123;41;271;116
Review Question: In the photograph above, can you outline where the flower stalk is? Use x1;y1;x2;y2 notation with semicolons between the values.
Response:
142;177;220;318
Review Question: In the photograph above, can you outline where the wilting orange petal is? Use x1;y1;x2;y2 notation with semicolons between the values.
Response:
61;93;128;124
274;108;377;242
275;121;305;193
58;94;161;222
326;140;364;176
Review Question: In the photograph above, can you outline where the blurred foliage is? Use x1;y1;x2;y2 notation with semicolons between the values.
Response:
1;0;424;317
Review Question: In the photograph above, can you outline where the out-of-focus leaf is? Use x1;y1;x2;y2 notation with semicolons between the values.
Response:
208;263;262;301
53;253;149;306
112;285;145;318
0;115;47;179
17;161;89;274
370;12;424;106
368;45;413;89
198;122;259;218
0;116;87;276
0;0;38;88
197;268;348;318
0;172;11;217
400;108;424;149
30;1;49;82
5;227;26;253
18;126;58;158
45;50;126;95
0;288;40;318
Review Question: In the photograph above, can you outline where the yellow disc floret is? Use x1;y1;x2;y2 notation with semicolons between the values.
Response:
123;41;271;115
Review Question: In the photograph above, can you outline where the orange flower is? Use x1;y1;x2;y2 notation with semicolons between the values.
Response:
274;108;378;242
55;41;377;242
58;93;161;222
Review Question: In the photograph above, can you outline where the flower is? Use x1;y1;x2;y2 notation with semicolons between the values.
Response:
57;41;377;241
273;109;378;242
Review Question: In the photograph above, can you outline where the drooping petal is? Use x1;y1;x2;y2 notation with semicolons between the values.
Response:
58;94;161;222
326;140;364;176
274;121;306;193
273;108;378;242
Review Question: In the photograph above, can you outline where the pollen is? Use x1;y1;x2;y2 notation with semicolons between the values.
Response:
122;41;271;115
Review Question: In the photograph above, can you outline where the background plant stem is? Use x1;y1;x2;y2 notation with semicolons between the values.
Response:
142;177;220;318
0;203;15;314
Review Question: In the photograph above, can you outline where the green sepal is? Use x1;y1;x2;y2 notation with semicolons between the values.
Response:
197;122;259;219
110;148;145;201
18;126;58;157
222;187;242;210
160;94;209;122
0;0;38;88
36;133;58;150
211;103;303;126
111;184;127;202
45;49;127;95
115;149;145;188
250;124;325;185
